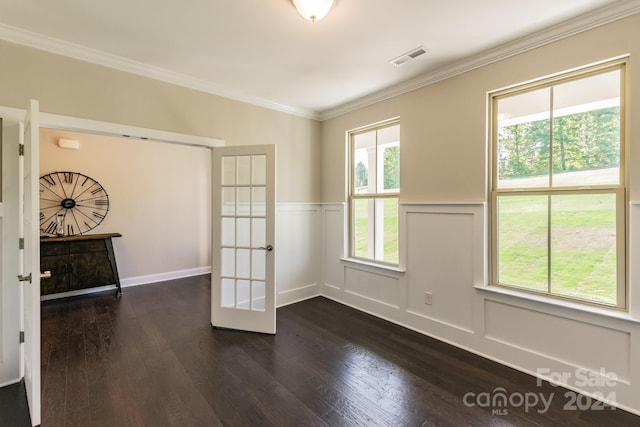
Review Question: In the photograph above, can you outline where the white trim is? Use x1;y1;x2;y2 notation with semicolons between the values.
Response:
38;267;212;300
344;289;400;310
325;201;486;208
320;0;640;120
320;202;347;209
405;309;475;335
40;112;224;148
121;266;211;288
276;293;321;308
340;257;405;274
0;106;28;121
0;24;320;121
322;283;341;291
400;201;486;206
0;378;22;388
40;285;118;301
277;202;322;211
276;288;321;308
1;2;638;122
475;284;640;325
2;106;225;148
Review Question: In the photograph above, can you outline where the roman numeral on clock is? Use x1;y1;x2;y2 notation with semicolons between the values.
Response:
43;175;56;186
44;222;57;234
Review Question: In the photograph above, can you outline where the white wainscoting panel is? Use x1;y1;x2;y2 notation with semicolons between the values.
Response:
629;202;640;318
322;204;346;291
344;266;400;309
319;201;640;414
485;299;631;382
276;203;321;306
405;208;476;333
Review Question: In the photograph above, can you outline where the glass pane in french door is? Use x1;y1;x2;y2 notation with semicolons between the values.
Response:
220;154;267;311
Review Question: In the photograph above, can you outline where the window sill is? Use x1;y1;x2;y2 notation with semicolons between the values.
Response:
474;284;640;324
340;257;406;274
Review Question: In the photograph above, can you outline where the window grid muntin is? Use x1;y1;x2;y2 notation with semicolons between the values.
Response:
220;154;268;311
348;119;400;266
490;60;626;310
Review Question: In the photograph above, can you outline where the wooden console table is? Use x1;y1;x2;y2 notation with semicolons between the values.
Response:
40;233;122;296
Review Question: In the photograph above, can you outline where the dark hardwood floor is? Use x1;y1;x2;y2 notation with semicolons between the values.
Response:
0;379;31;426
34;275;640;426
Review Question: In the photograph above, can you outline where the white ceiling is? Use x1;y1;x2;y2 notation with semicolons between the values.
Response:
0;0;638;120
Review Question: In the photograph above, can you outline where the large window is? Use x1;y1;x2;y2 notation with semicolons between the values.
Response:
490;60;626;309
349;120;400;265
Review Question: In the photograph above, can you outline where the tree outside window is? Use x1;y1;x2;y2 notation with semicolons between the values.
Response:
350;121;400;265
491;62;626;308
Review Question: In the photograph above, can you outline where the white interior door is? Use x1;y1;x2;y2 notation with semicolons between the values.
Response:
211;145;276;334
19;100;41;426
0;119;22;387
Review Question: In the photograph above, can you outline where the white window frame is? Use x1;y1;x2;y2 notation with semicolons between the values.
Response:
489;59;627;310
348;118;400;267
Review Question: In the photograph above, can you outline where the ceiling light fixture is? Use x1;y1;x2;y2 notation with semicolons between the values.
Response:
292;0;335;22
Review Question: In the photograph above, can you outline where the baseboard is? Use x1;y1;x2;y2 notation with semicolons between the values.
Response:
277;291;322;308
40;267;212;300
121;266;211;288
0;377;22;388
40;285;118;301
277;283;321;307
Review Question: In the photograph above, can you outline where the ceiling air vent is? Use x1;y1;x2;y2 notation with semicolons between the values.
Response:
390;46;427;66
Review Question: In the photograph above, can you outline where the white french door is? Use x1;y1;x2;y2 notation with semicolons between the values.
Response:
211;145;276;334
19;100;42;426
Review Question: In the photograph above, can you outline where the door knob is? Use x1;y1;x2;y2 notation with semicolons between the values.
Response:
17;271;51;283
258;244;274;252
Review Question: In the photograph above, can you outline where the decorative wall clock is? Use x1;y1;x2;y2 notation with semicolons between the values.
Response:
39;171;110;236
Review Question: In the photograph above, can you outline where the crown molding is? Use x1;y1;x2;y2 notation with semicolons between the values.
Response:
1;0;638;123
319;0;640;121
0;24;322;121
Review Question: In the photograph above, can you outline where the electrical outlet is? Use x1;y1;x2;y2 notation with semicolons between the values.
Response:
424;292;433;305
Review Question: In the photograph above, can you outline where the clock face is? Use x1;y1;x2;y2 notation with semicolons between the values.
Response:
39;171;110;236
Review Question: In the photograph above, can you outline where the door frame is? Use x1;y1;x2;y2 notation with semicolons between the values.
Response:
0;113;23;389
0;109;224;148
0;105;225;423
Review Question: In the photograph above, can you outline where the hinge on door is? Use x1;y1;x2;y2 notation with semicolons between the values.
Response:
19;331;24;343
19;144;25;156
19;238;24;250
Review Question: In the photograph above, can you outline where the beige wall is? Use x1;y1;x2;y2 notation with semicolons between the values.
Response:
321;14;640;203
40;128;211;280
318;13;640;414
0;40;322;203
